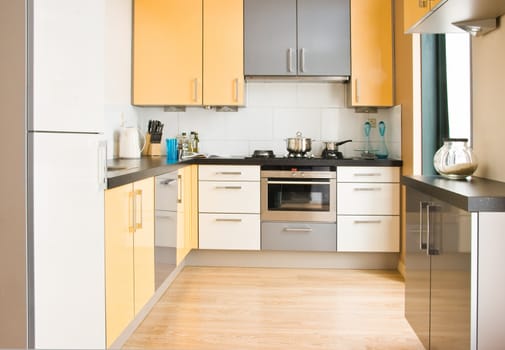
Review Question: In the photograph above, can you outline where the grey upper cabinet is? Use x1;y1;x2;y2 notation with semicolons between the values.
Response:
244;0;350;77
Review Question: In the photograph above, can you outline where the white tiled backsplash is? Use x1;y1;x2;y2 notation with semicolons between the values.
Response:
105;82;401;159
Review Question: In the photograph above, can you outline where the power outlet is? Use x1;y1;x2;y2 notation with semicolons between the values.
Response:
367;118;377;128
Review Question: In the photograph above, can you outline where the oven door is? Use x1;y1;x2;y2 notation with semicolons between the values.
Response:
261;177;336;222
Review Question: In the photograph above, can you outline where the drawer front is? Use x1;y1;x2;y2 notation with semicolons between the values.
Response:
337;215;399;252
199;165;260;181
337;183;399;215
199;181;260;213
155;172;178;211
337;166;400;183
261;222;336;252
199;213;260;250
155;210;177;247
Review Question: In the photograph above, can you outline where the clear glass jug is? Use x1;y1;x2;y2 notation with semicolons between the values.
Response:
433;138;478;179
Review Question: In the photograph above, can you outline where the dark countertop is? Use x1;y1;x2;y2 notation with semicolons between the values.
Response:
402;175;505;212
108;156;403;189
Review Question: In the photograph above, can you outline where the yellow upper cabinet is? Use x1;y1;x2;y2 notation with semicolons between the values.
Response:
203;0;244;106
132;0;244;106
350;0;393;107
404;0;444;32
133;0;203;106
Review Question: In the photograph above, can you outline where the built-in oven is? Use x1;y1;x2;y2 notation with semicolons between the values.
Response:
260;165;336;222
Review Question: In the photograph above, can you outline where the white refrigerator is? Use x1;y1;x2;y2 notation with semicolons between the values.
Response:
27;0;107;348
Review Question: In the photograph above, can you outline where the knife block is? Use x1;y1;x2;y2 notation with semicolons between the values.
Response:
142;133;151;156
148;143;161;156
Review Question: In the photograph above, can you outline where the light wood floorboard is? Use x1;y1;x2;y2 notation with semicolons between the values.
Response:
123;267;424;350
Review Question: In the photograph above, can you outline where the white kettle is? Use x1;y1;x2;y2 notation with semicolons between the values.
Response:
119;127;146;159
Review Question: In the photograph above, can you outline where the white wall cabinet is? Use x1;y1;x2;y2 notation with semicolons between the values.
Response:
199;165;260;250
337;167;400;252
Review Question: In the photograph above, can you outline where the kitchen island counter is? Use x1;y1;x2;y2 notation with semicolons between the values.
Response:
107;156;402;189
402;175;505;212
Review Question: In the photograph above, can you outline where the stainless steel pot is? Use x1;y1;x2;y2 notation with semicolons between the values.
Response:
322;139;352;151
286;132;312;153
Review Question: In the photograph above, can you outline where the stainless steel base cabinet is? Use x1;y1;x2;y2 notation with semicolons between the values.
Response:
261;222;336;251
405;187;471;349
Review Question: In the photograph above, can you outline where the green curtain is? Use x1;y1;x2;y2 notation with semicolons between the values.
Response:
421;34;450;175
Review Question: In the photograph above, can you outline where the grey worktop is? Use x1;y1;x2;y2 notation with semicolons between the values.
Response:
107;156;403;189
402;175;505;212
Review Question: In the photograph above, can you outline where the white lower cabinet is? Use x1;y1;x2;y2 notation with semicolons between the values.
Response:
198;165;260;250
337;166;400;253
337;215;399;252
199;213;260;250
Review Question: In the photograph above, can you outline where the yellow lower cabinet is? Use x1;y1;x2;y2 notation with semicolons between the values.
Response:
105;177;155;348
176;165;198;265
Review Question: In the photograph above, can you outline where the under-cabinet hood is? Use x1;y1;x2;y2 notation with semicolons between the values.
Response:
408;0;505;34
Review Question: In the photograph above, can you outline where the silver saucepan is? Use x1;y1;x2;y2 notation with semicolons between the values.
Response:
286;131;312;153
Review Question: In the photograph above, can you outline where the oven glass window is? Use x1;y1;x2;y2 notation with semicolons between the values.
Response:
267;179;330;212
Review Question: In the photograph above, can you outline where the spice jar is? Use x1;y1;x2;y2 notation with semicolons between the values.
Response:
433;138;478;179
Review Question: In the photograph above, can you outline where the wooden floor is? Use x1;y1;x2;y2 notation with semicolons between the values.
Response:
124;267;424;350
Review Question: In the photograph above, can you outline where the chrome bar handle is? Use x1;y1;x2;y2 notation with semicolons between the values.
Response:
215;218;242;222
300;48;306;73
355;79;360;103
268;180;331;185
353;173;382;177
128;191;135;233
419;201;429;251
193;78;198;102
354;220;382;224
426;204;441;256
287;48;294;73
135;189;143;230
160;179;177;186
284;227;313;233
353;187;382;191
233;78;239;102
97;140;107;190
177;174;182;204
215;186;242;190
216;171;242;175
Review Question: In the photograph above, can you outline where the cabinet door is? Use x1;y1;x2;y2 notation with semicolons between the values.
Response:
297;0;350;76
105;184;134;348
203;0;244;105
429;200;471;349
350;0;393;106
337;215;399;252
133;178;155;315
200;213;260;250
403;0;430;32
404;187;431;349
261;222;337;251
133;0;202;105
244;0;297;75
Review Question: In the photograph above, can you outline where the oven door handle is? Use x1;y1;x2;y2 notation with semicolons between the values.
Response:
267;180;331;185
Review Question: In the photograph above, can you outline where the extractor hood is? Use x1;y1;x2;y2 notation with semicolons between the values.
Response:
408;0;505;35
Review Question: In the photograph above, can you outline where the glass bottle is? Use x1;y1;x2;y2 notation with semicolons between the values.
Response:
376;121;389;159
433;138;478;179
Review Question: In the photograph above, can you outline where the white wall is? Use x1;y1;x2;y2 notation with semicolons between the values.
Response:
105;1;402;160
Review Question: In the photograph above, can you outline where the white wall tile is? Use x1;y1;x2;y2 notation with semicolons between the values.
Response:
273;108;322;140
296;82;346;108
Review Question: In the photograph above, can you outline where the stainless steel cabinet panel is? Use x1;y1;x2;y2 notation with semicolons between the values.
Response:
297;0;350;76
261;222;336;251
405;187;471;350
244;0;297;76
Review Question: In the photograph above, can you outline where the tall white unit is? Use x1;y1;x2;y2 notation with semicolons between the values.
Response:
28;0;107;348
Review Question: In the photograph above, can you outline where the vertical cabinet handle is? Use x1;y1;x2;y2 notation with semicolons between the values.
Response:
426;204;441;256
128;191;135;233
233;78;239;102
419;0;428;8
419;202;429;250
355;79;360;103
135;189;143;230
98;140;107;190
192;78;198;102
287;48;294;73
300;48;306;73
177;174;183;204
